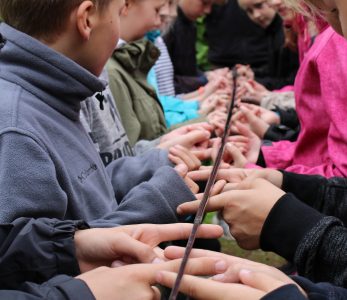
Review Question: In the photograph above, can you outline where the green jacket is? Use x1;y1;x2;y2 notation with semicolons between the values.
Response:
107;39;167;146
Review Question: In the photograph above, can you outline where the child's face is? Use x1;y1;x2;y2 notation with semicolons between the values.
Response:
122;0;167;40
269;0;294;22
87;0;125;75
179;0;214;21
159;0;178;32
239;0;277;28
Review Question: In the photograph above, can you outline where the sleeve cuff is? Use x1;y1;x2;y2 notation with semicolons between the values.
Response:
261;284;306;300
52;220;89;277
42;275;95;300
260;193;324;261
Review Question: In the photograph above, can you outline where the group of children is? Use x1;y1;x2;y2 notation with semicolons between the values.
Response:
1;0;347;299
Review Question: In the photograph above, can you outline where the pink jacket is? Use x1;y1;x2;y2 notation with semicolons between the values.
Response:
262;27;347;178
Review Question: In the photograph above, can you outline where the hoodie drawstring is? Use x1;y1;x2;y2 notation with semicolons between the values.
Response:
95;93;105;110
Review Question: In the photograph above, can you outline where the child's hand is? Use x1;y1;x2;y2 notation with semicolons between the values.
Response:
177;178;285;250
228;122;262;165
232;106;270;138
242;103;280;125
160;247;306;300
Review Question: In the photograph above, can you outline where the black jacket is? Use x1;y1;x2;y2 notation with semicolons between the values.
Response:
206;1;299;90
163;8;207;94
0;218;94;299
205;0;270;69
260;172;347;287
254;15;299;90
262;277;347;299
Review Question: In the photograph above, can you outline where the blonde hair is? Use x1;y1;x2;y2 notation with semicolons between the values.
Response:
283;0;322;18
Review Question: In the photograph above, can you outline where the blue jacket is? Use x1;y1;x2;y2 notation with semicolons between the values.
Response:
0;23;195;227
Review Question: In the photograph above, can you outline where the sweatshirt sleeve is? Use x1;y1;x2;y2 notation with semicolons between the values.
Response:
4;275;95;300
105;148;173;201
90;166;195;227
0;218;87;288
0;132;70;223
281;171;347;225
260;194;347;286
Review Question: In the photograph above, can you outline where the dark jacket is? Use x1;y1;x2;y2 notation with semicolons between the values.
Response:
205;0;270;69
206;1;299;90
262;277;347;299
254;15;299;90
260;172;347;287
0;218;94;299
163;8;207;94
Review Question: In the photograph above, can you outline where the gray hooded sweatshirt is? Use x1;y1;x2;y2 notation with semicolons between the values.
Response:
0;23;194;227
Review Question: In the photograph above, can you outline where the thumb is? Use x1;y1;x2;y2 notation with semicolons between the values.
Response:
239;269;287;293
111;234;161;265
225;143;247;168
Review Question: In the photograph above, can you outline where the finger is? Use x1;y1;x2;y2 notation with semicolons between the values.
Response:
170;146;201;171
156;272;233;300
169;154;185;167
184;176;200;194
239;270;287;293
211;180;227;196
152;286;161;300
178;130;212;148
225;143;247;168
111;234;160;264
174;164;188;178
191;148;212;161
145;257;227;284
177;190;231;215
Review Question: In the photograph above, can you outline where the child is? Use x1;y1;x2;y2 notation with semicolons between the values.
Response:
0;0;197;226
237;0;299;90
163;0;214;93
107;0;227;145
235;24;347;178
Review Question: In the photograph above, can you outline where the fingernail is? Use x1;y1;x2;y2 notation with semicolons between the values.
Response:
212;273;225;281
152;258;165;264
156;271;163;282
215;260;227;272
177;206;183;214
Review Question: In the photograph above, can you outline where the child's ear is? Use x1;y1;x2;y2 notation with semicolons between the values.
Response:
122;0;133;17
75;1;97;41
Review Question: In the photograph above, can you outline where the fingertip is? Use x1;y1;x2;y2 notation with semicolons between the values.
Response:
177;205;183;215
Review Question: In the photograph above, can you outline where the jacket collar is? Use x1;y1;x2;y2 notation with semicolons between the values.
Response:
0;23;106;120
113;38;160;75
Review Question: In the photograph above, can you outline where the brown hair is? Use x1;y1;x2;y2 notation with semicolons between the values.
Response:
0;0;112;40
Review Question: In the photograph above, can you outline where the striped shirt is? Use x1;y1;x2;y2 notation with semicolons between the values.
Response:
154;36;176;97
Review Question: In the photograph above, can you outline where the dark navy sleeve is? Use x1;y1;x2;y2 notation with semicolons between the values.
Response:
1;275;95;300
0;218;88;288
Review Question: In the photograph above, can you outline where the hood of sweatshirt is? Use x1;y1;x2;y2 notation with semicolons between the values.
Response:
0;23;106;121
113;38;160;75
